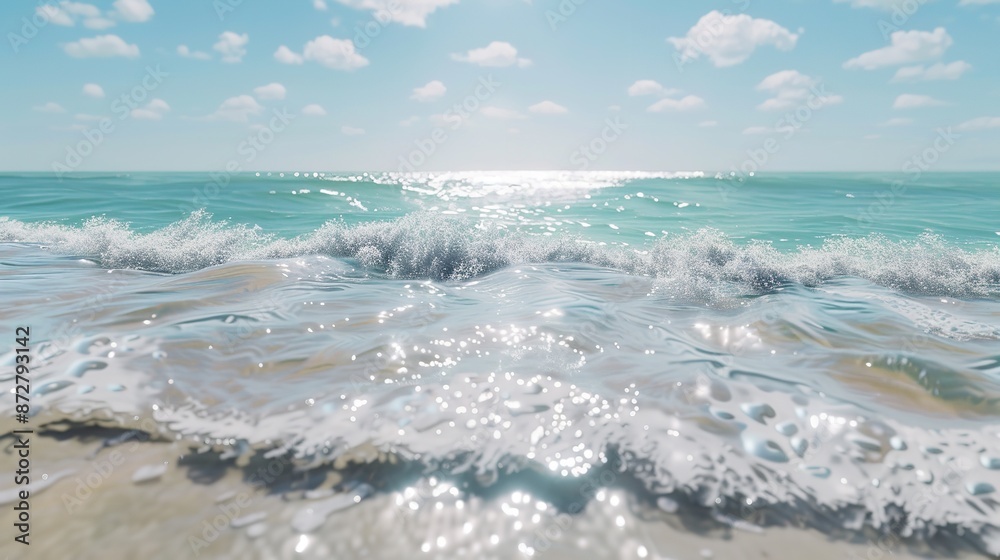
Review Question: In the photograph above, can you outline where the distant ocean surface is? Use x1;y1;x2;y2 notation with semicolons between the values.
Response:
1;171;999;559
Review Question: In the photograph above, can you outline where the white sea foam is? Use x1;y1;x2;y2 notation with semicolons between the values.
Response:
2;212;998;298
3;233;999;555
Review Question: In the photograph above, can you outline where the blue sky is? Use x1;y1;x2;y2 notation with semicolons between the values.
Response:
1;0;999;172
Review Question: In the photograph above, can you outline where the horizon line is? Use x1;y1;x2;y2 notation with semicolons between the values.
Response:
2;169;999;174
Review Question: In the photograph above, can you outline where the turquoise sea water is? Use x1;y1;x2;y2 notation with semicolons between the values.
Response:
1;171;999;558
2;171;999;247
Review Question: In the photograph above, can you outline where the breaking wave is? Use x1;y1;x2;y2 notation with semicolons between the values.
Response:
2;211;998;298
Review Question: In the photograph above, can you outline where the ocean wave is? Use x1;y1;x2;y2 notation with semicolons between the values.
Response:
4;231;1000;555
1;211;998;297
10;327;1000;556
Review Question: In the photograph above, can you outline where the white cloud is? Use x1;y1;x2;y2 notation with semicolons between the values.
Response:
38;3;117;28
131;98;170;120
626;81;705;114
64;34;139;58
411;80;447;102
668;11;799;67
214;31;249;63
274;45;304;65
254;83;287;100
53;124;89;132
699;120;718;127
427;113;454;127
481;106;525;120
627;80;679;97
209;95;264;122
147;99;169;112
757;69;815;91
335;0;460;27
833;0;904;9
880;117;913;126
112;0;154;22
82;83;105;98
451;41;531;67
399;116;420;126
891;60;971;81
892;94;948;109
528;100;569;114
314;0;328;9
302;36;369;70
755;70;843;111
341;125;366;135
647;95;706;112
844;28;951;70
37;5;75;26
84;17;116;29
956;116;1000;131
302;104;327;116
743;126;772;135
178;45;210;60
33;102;66;113
60;2;101;17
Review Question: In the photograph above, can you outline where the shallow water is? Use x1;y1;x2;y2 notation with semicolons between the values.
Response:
0;171;998;559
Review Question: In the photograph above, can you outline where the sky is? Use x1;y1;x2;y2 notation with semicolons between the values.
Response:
1;0;999;172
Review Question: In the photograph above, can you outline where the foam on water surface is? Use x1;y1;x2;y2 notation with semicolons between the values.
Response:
2;251;999;556
1;172;999;558
1;212;998;298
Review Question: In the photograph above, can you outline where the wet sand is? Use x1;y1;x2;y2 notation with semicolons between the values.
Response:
0;430;988;560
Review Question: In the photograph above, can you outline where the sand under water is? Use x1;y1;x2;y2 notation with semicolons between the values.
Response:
1;172;998;559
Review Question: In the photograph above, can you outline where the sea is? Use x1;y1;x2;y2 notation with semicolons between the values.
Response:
0;171;998;559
